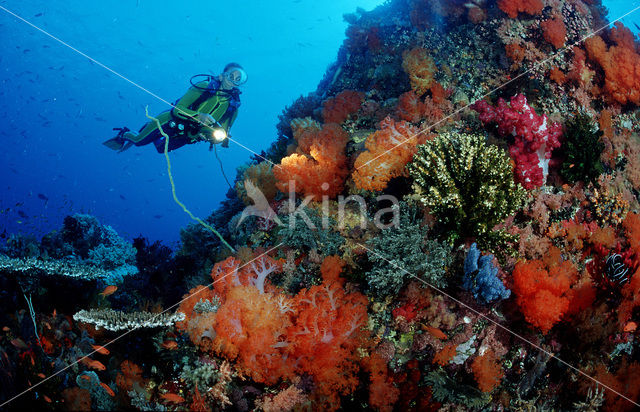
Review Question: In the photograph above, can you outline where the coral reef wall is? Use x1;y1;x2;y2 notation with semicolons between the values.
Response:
3;0;640;410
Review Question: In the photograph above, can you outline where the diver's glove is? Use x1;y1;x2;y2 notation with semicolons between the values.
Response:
196;113;215;127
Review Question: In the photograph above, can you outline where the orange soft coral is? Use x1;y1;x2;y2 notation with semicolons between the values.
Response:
432;343;457;366
402;47;436;97
212;286;294;384
512;249;581;333
497;0;543;18
274;121;349;199
351;117;425;191
585;23;640;105
541;17;566;49
322;90;364;124
288;281;369;410
471;350;504;392
320;255;346;284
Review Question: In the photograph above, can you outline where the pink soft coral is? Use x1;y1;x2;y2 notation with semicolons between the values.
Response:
472;94;562;189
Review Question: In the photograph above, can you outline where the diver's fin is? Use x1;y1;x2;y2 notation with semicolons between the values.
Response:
103;137;126;151
118;141;135;152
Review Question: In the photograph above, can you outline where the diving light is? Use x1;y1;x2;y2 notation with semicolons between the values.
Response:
212;128;227;143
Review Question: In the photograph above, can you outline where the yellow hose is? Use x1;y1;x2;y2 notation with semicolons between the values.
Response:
145;107;235;253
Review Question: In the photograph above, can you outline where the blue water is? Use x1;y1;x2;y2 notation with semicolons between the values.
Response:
0;0;639;247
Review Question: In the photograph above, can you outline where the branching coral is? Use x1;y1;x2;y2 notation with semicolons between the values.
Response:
366;202;452;296
274;119;349;199
407;132;527;243
352;117;426;191
473;94;563;189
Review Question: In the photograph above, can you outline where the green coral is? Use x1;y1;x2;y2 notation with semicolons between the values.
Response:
366;202;452;296
560;113;604;185
407;132;527;244
425;369;491;408
275;205;344;255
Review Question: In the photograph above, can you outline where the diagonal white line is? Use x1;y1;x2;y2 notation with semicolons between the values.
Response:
356;5;640;171
359;242;640;408
0;243;283;407
0;4;276;166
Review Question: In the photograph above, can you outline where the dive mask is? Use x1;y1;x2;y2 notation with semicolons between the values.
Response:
225;68;248;86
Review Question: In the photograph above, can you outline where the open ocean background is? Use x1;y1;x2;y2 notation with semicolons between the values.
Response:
0;0;638;246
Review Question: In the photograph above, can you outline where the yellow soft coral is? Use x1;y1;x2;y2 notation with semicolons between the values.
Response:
402;47;436;97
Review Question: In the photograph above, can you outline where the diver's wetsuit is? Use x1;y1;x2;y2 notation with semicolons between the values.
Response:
107;77;240;152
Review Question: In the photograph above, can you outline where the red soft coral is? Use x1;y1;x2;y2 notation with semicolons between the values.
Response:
472;94;562;189
541;17;566;49
322;90;364;124
471;349;504;392
351;117;426;191
274;122;349;199
497;0;543;18
623;212;640;254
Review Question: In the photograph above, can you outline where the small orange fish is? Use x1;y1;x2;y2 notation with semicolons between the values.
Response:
160;393;185;403
100;285;118;297
2;326;10;332
161;340;178;350
91;344;110;355
81;358;106;371
100;383;115;397
52;309;57;318
624;321;637;332
421;324;447;340
37;373;46;379
79;374;92;382
10;338;28;349
43;395;52;403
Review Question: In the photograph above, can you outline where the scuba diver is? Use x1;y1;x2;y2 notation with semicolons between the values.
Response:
104;63;247;153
